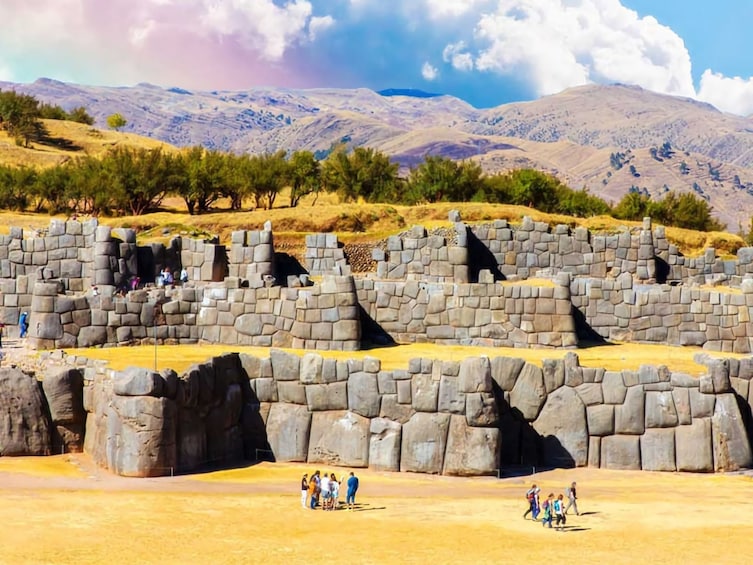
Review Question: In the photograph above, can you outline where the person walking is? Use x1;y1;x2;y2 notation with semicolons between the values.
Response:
18;311;28;339
541;493;554;529
301;473;309;509
346;471;359;510
554;494;567;531
523;484;538;520
565;481;579;516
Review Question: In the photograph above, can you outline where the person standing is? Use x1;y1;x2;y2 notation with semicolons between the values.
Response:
554;494;567;531
309;471;320;510
18;311;28;339
301;473;309;509
330;473;340;510
320;472;331;510
565;481;579;516
346;471;359;510
523;484;538;520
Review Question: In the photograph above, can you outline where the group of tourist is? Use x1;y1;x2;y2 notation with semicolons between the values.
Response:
301;470;359;511
156;267;189;288
523;481;579;532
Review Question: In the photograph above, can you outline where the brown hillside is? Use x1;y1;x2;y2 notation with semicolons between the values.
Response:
0;119;174;168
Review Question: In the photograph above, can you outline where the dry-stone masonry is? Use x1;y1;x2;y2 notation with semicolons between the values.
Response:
7;214;753;353
2;350;751;477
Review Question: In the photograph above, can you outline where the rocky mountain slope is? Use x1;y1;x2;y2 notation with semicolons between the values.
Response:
4;78;753;228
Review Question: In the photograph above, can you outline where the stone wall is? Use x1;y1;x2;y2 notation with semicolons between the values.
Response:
305;233;350;276
571;276;753;353
3;350;751;477
355;276;577;348
228;225;275;283
374;225;469;282
29;275;361;351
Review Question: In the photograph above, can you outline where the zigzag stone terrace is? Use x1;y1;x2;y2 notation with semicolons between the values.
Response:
0;212;752;477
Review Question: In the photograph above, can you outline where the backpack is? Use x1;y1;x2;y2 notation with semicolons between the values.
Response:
526;489;535;501
565;487;571;498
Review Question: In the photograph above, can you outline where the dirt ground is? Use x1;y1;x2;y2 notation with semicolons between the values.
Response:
1;455;752;565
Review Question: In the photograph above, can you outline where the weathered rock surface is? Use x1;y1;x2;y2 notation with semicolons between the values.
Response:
615;386;645;434
509;363;546;421
400;412;451;474
42;368;85;453
711;393;752;471
443;415;500;476
675;419;713;472
533;386;588;467
266;403;311;462
600;435;641;470
0;368;51;456
369;417;402;472
640;429;676;471
308;411;370;467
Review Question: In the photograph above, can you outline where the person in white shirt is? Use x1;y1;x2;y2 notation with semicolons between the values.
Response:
320;474;331;510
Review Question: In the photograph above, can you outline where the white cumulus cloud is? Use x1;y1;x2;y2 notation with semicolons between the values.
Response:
698;71;753;116
425;0;489;19
442;41;474;71
422;62;439;81
470;0;695;98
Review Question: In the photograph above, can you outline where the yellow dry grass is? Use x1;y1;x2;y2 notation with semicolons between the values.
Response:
0;119;172;169
67;341;740;376
0;456;751;564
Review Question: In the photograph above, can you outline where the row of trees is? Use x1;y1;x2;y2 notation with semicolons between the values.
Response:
0;90;94;147
0;140;724;232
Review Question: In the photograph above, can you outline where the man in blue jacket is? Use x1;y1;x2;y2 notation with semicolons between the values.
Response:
346;471;359;510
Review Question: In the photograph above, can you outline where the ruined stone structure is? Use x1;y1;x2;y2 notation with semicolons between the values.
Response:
1;350;751;477
3;213;753;476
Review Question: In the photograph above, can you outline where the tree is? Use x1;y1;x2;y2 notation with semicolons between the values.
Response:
107;113;127;131
323;146;398;203
248;150;288;210
0;90;46;147
288;150;321;207
406;156;483;204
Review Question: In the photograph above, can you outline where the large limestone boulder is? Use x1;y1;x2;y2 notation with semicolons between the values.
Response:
644;391;679;428
108;395;177;477
615;386;645;434
640;429;676;471
509;363;546;421
401;412;451;474
600;435;641;470
42;368;86;453
369;418;402;472
270;349;300;381
601;371;627;404
266;403;311;462
347;372;381;417
442;415;500;476
689;388;716;418
712;393;753;471
586;404;614;436
305;382;348;411
465;392;498;427
490;356;526;391
307;411;370;467
0;368;51;456
459;357;492;393
542;359;565;394
113;367;165;397
675;419;713;472
438;376;466;414
411;374;439;412
532;386;588;467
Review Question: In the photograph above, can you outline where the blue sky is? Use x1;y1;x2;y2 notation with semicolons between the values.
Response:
1;1;752;115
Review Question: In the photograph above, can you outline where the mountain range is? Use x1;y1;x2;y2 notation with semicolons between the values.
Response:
3;78;753;229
